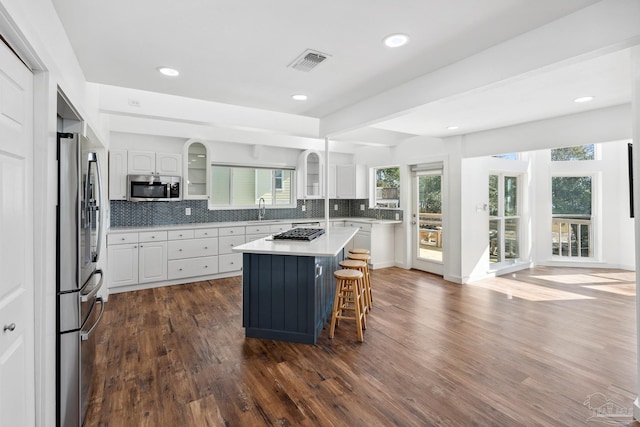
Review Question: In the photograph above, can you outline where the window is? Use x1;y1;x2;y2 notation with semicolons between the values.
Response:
489;174;520;264
374;166;400;208
210;165;295;207
551;176;592;257
551;145;595;161
492;153;518;160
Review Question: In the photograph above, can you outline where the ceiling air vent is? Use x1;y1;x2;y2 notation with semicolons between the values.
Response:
288;49;330;72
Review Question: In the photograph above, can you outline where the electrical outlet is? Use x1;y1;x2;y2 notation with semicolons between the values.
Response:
395;212;400;220
128;98;141;107
185;208;191;216
301;205;306;212
360;204;365;211
334;204;338;211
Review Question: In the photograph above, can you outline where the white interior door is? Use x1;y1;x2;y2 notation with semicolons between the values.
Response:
411;165;444;276
0;40;34;426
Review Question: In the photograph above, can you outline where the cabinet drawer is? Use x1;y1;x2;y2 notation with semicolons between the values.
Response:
107;232;138;245
168;256;218;280
167;238;218;260
245;225;270;235
194;228;219;238
269;223;292;233
219;253;242;273
219;235;246;254
345;222;372;231
219;226;244;237
168;229;195;240
330;221;345;227
139;230;168;243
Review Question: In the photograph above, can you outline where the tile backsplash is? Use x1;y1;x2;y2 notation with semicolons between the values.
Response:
110;199;402;227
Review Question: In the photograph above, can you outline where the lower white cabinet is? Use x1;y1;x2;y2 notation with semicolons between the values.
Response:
219;253;242;273
108;242;139;287
168;256;218;280
345;221;396;269
139;242;168;283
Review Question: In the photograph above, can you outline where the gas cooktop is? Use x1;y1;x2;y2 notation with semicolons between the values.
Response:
272;228;325;241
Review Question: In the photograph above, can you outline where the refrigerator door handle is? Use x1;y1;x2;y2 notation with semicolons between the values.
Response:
80;269;103;303
80;297;104;341
86;152;103;263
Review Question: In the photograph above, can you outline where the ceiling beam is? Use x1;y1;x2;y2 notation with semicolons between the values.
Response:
319;0;640;137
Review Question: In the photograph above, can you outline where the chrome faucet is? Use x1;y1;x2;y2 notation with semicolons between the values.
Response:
258;197;266;221
375;205;382;220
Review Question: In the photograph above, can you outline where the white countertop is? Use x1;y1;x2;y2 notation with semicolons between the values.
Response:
232;227;359;257
108;217;401;233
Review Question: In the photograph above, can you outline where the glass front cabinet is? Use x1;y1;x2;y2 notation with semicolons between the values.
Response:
297;150;323;199
183;139;211;199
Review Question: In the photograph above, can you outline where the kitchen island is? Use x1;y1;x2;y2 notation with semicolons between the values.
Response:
233;226;358;344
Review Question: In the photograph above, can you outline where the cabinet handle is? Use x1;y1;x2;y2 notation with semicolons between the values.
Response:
151;236;155;239
121;237;125;241
229;231;234;234
3;323;16;333
134;245;138;248
179;234;183;237
178;268;183;271
230;261;234;265
204;247;208;250
204;265;208;268
178;248;183;251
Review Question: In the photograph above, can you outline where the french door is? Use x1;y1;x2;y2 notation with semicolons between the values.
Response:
411;163;444;275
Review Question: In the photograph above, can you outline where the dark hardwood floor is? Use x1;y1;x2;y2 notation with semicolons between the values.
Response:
85;266;640;426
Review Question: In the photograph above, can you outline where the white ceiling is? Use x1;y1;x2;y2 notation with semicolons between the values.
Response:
52;0;632;144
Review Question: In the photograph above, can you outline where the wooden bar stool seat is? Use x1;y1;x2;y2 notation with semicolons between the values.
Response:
347;253;373;309
339;259;370;313
349;248;370;255
329;269;366;342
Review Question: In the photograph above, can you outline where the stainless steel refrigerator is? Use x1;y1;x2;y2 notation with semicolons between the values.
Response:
57;132;105;427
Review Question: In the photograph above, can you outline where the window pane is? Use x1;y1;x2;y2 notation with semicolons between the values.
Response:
232;167;256;206
489;175;498;216
275;170;292;205
504;176;517;216
255;169;272;205
375;167;400;208
551;145;595;161
210;166;230;205
493;153;518;160
505;219;519;260
489;220;500;264
551;176;592;215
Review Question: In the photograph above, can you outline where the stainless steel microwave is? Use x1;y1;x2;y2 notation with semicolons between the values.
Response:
127;175;181;201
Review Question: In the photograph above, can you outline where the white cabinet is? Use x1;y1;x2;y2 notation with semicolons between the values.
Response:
167;228;220;280
297;150;323;199
109;149;128;200
107;232;140;287
345;221;396;269
183;140;210;199
335;164;367;199
138;241;167;283
128;150;182;176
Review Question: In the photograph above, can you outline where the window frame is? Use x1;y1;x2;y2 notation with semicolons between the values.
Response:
372;165;401;209
208;163;296;210
489;172;522;266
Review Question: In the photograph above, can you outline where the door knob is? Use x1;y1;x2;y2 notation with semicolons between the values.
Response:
3;323;16;333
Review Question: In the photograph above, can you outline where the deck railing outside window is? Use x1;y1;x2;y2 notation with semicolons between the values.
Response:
551;215;591;257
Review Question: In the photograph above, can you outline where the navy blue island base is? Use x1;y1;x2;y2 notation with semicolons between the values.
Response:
241;251;344;344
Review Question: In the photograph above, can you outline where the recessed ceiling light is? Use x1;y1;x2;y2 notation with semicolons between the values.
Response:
292;94;308;101
447;125;459;130
157;67;180;77
573;96;594;103
383;34;410;48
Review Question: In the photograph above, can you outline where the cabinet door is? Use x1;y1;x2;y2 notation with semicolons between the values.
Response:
184;141;208;199
156;153;182;176
108;149;128;200
139;241;167;283
353;232;371;253
127;150;155;175
335;165;355;199
108;243;139;287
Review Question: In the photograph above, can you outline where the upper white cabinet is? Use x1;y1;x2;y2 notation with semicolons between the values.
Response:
109;149;128;200
128;150;182;176
183;140;210;200
297;150;323;199
335;164;367;199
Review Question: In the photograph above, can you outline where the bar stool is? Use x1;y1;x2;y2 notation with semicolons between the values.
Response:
339;259;370;313
349;248;370;255
329;269;366;342
347;253;372;309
